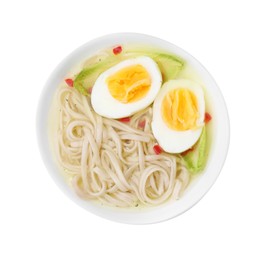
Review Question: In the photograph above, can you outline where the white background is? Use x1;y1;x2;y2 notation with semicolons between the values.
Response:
1;0;265;259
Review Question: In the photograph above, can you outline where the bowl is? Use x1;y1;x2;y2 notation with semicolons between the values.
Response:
36;33;230;224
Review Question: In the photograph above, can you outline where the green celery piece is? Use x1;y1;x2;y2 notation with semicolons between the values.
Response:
153;53;184;81
73;58;117;96
125;50;184;81
183;126;207;174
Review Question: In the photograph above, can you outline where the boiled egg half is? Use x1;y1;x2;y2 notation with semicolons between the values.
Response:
152;79;205;153
91;56;162;118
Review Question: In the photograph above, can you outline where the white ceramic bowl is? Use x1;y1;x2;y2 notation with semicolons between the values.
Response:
36;33;230;224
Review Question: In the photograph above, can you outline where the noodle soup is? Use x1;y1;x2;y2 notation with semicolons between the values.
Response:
49;43;213;208
37;33;229;223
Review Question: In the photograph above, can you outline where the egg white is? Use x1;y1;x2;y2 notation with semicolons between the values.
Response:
152;79;205;153
91;56;162;119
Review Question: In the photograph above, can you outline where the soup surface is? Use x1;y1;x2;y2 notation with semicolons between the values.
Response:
49;44;212;208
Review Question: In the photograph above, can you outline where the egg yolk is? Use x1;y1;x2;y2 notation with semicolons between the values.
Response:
106;65;151;103
161;88;199;131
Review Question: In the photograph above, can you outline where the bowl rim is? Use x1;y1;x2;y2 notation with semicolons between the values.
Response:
36;32;230;224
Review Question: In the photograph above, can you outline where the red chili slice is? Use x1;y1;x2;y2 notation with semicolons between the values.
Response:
65;78;73;87
138;120;146;129
119;117;131;123
153;144;163;155
113;46;122;55
204;112;212;123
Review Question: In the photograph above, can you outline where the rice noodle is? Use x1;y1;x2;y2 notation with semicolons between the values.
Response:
54;86;190;207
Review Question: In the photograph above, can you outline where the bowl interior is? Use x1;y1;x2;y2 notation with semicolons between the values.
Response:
37;33;230;224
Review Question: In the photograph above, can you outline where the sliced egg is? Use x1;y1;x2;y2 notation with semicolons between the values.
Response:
152;79;205;153
91;56;162;118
